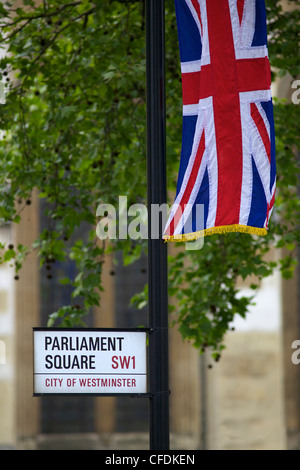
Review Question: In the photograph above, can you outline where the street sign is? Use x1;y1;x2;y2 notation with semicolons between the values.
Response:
33;328;148;396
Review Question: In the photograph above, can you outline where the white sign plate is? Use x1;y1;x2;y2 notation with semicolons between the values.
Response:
33;328;147;395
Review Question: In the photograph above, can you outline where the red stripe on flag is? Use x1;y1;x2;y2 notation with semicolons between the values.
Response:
199;64;213;100
182;71;200;105
237;57;271;93
182;57;271;106
182;65;213;105
190;0;203;36
237;0;245;25
266;189;276;227
250;102;271;162
206;0;243;227
169;130;206;235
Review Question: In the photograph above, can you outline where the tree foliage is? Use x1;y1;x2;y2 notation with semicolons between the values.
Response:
0;0;299;356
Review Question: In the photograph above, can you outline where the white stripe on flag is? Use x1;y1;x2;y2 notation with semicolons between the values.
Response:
235;46;268;60
203;101;218;229
174;148;207;236
183;104;199;116
240;89;272;103
239;101;253;226
164;112;205;233
250;113;272;204
240;0;256;47
181;59;201;74
199;0;210;64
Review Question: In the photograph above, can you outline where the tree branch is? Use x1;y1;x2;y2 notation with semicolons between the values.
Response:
30;7;96;66
1;1;82;28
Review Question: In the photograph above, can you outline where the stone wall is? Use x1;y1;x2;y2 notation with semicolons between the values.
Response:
205;331;286;450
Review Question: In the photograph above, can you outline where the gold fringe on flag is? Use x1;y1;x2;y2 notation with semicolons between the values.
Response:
163;224;268;242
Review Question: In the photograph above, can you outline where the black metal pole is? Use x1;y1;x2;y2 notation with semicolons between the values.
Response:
146;0;169;451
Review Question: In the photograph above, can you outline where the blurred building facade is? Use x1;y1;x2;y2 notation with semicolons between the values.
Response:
0;185;295;451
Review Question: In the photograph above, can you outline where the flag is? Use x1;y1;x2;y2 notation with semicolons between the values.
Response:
163;0;276;242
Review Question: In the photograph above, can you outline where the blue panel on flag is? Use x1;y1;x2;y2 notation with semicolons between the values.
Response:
175;0;202;62
252;0;268;47
248;157;268;228
176;115;198;191
194;167;209;231
261;100;277;190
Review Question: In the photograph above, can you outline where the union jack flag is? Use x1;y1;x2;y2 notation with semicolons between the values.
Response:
163;0;276;241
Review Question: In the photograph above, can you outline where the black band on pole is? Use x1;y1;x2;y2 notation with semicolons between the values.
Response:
146;0;170;451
